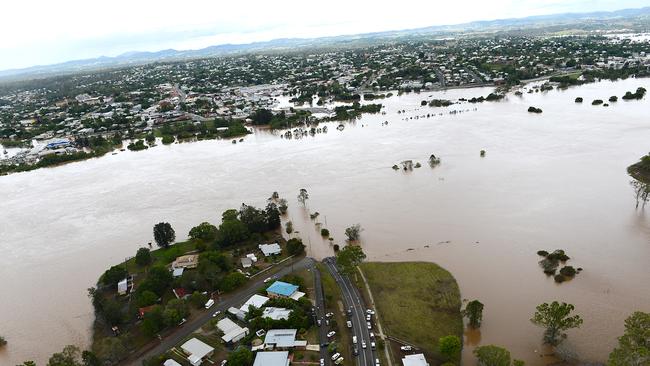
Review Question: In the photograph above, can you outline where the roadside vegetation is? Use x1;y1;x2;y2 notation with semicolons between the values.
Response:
360;262;463;364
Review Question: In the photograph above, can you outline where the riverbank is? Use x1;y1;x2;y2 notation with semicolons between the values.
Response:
359;262;463;364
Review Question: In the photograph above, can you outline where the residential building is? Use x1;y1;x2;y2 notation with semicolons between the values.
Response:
402;353;429;366
266;281;305;300
217;317;249;343
181;338;214;366
172;254;199;269
259;243;282;256
253;351;290;366
262;307;292;321
263;329;307;350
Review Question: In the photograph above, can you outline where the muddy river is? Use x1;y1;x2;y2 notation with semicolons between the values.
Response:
1;78;649;365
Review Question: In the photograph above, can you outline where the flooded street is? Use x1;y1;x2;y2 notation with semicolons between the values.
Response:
1;78;650;365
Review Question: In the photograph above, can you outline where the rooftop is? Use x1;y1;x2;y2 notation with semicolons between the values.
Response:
266;281;299;297
181;338;214;365
253;351;290;366
240;294;269;312
264;329;299;348
402;353;430;366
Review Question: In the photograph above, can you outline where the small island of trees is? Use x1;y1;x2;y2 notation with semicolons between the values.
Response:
528;106;543;113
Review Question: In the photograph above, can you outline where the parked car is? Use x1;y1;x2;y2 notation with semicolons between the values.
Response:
220;361;227;366
327;331;336;338
346;320;352;328
369;332;375;339
178;318;187;326
263;277;272;283
204;299;215;309
371;341;376;349
335;357;344;365
367;321;372;329
320;359;325;366
325;312;334;318
331;353;341;361
400;345;413;351
366;314;372;321
366;309;375;315
317;319;322;326
375;358;380;365
212;310;221;317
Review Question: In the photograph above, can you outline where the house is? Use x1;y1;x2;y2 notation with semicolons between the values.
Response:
217;317;249;343
241;257;253;268
402;354;429;366
172;254;199;269
253;351;290;366
266;281;305;300
181;338;214;366
263;329;307;350
246;253;258;262
164;360;182;366
241;294;269;312
262;307;292;321
117;277;132;295
259;243;282;257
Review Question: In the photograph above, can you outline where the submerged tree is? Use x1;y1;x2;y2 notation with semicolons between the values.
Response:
463;300;485;328
345;224;363;241
631;179;650;209
607;311;650;366
429;154;441;167
531;301;583;346
336;245;366;275
297;188;309;206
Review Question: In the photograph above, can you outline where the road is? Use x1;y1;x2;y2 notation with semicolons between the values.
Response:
323;257;376;366
126;256;312;366
310;259;331;366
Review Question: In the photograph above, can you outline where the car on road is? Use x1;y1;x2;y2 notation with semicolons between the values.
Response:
371;341;376;349
220;361;227;366
178;318;187;326
369;332;375;339
346;320;352;328
320;359;324;366
317;319;322;326
263;277;272;283
375;358;381;365
327;331;336;338
204;299;215;309
352;335;357;345
347;308;352;316
366;309;375;315
212;310;221;317
325;312;334;318
367;321;372;329
400;345;413;351
362;341;367;349
353;345;359;355
366;314;372;321
331;353;341;361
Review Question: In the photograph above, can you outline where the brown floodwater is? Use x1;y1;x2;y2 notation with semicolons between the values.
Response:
1;78;649;365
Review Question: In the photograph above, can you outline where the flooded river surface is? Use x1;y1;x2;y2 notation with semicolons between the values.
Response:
1;78;650;365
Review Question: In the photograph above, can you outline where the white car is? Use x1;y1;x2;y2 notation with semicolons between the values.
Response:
367;321;372;329
204;299;215;309
369;332;375;339
331;353;341;361
375;359;380;365
335;357;344;365
220;361;227;366
362;341;367;349
320;359;324;366
263;277;272;283
212;310;221;317
400;345;413;351
366;314;372;321
366;309;375;315
346;320;352;328
327;331;336;338
371;341;376;349
325;312;334;318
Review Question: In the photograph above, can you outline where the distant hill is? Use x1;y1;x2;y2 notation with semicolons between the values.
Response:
1;6;649;81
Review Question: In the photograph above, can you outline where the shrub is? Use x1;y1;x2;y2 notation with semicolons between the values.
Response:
559;266;577;277
547;249;570;262
609;96;618;102
554;274;566;283
575;97;583;103
537;250;549;257
333;244;340;252
480;150;486;157
321;228;330;237
439;335;462;360
540;258;559;275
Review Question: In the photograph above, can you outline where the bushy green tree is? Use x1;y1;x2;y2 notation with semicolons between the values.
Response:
153;222;175;248
463;300;484;328
47;345;82;366
439;335;462;361
100;265;127;288
135;247;152;267
227;346;253;366
216;218;250;247
607;311;650;366
344;224;363;241
474;345;511;366
531;301;583;346
287;238;305;255
189;222;218;242
336;245;366;275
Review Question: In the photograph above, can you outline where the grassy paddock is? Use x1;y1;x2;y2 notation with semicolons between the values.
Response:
360;262;462;362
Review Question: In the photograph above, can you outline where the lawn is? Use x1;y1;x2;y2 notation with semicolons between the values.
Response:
359;262;462;363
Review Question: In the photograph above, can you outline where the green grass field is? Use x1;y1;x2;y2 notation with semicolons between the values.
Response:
360;262;462;362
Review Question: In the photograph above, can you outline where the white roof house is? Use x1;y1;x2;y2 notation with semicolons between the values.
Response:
117;278;128;295
264;329;307;349
181;338;214;366
217;317;249;343
240;294;269;313
241;257;253;268
246;253;258;262
253;351;290;366
262;307;292;320
164;360;182;366
402;353;429;366
259;243;282;256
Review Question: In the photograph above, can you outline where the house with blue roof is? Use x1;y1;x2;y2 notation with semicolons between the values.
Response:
266;281;305;300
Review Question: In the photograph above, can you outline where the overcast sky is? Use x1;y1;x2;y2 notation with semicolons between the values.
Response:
1;0;647;71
